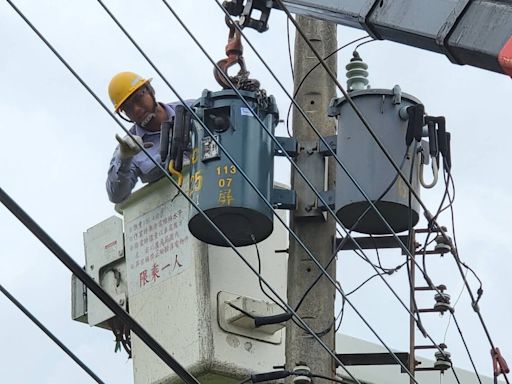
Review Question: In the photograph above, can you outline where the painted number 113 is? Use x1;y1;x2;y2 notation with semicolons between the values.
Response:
216;165;237;175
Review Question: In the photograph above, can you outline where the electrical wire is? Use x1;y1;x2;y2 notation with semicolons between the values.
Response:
285;35;371;136
8;0;484;380
156;4;440;381
11;2;420;381
451;312;483;384
285;16;294;137
286;16;294;81
214;1;462;319
8;4;369;382
0;283;106;384
3;3;200;383
275;3;506;381
345;262;407;297
0;187;200;384
293;148;410;314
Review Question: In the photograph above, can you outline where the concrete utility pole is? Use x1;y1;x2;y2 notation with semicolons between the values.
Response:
285;15;337;382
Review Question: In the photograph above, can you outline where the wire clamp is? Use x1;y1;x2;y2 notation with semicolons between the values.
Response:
491;347;510;383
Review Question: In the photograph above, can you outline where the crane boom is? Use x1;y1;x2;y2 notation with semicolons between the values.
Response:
275;0;512;77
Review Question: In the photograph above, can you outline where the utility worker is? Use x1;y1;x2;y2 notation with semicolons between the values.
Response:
106;71;191;203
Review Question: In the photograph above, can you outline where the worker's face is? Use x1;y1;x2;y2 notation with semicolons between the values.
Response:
120;86;154;126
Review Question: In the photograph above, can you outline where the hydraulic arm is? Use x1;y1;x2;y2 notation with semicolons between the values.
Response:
224;0;512;76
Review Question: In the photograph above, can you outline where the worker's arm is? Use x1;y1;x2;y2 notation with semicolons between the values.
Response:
106;151;138;204
106;134;153;203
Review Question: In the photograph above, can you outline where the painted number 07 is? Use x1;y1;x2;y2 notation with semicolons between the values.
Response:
218;178;232;188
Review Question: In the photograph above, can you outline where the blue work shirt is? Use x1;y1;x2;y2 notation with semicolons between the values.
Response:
106;101;192;203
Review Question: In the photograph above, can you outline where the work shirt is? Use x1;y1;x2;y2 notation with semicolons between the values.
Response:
106;101;191;203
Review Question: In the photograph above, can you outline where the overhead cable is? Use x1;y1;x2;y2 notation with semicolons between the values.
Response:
214;0;457;304
156;1;430;379
104;1;457;379
0;187;199;384
8;2;365;381
93;1;377;381
0;283;106;384
275;3;507;380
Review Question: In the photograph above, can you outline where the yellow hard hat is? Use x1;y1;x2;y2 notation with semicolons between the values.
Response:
108;71;152;112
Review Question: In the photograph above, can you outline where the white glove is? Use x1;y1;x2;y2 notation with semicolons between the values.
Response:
115;134;153;160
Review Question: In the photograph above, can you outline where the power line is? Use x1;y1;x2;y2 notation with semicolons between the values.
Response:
7;3;364;382
274;3;507;381
451;311;483;384
98;2;468;381
8;0;490;380
9;1;418;382
214;1;462;312
95;0;408;380
0;283;106;384
285;35;372;136
0;186;199;383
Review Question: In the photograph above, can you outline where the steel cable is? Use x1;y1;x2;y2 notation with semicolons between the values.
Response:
274;3;506;381
0;283;106;384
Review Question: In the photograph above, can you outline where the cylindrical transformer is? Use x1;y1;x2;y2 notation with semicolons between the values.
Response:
188;88;279;246
330;88;422;234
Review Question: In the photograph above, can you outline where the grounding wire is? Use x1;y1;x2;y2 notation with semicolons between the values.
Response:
451;312;483;384
9;3;365;382
285;16;294;137
276;3;506;377
441;169;484;383
452;308;482;384
354;38;376;51
0;283;106;384
286;17;294;82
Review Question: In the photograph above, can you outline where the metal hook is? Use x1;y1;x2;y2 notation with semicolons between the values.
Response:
214;22;248;89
